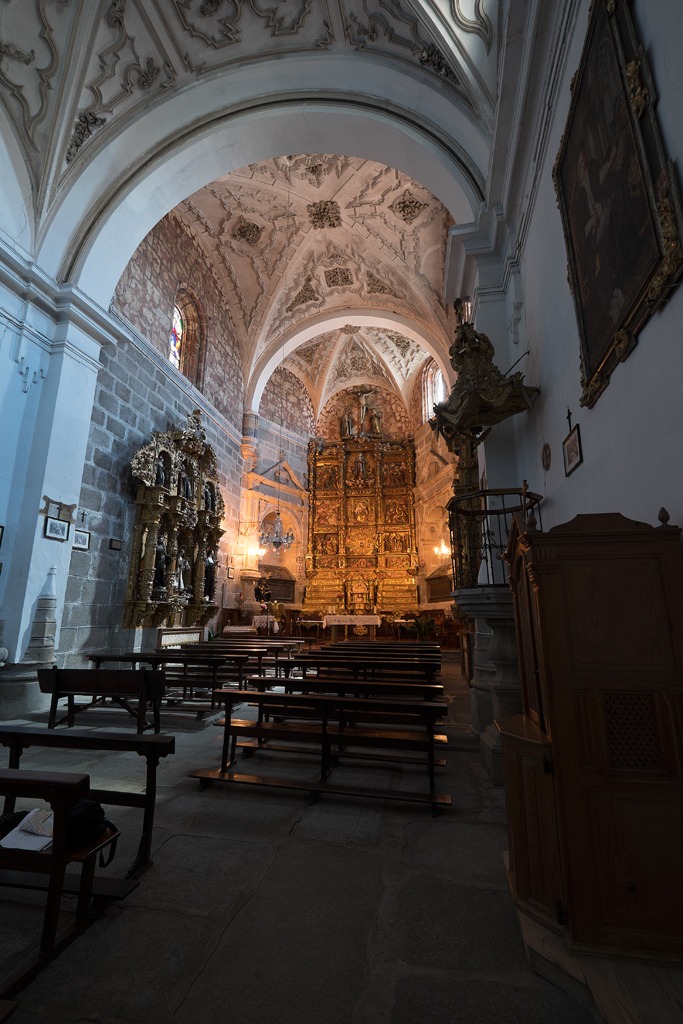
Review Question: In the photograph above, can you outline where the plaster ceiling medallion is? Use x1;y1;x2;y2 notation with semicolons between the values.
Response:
324;268;353;288
390;189;428;224
233;218;264;245
308;200;342;229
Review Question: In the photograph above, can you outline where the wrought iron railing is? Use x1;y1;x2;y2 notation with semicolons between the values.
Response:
447;482;543;588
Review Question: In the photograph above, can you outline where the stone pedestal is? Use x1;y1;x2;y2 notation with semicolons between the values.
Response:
453;586;522;784
0;663;50;719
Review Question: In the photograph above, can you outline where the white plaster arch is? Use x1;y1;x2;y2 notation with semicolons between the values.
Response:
35;54;488;302
0;106;36;256
247;308;453;413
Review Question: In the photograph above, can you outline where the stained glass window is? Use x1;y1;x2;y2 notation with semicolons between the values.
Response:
169;305;183;369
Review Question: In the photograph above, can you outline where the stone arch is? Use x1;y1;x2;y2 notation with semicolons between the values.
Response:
36;60;486;301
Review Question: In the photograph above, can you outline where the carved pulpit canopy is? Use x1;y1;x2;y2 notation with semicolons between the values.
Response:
432;302;539;447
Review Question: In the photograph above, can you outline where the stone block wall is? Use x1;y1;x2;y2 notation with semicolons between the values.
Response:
59;333;243;665
258;368;313;483
112;211;243;431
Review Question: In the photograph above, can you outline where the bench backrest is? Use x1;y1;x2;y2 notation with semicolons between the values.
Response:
237;690;448;720
37;667;151;697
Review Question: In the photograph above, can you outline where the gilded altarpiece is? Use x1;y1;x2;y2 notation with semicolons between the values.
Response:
124;410;225;628
304;438;418;615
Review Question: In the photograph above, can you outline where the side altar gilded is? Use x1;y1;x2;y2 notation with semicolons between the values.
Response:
123;410;225;628
303;435;418;616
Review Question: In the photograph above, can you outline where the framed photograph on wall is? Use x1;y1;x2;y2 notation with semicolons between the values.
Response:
563;424;583;477
73;529;91;551
44;517;70;541
554;0;683;408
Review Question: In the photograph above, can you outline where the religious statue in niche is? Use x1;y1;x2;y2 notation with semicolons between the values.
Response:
204;549;216;601
353;500;369;522
383;462;406;486
176;547;191;594
177;461;194;500
203;480;216;512
385;499;408;524
153;536;171;593
369;408;382;436
340;406;356;438
318;465;338;489
155;455;167;488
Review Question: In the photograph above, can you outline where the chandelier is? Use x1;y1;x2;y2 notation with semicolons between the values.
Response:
259;509;294;552
433;539;451;559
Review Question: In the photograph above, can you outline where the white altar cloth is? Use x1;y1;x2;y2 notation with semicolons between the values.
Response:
252;614;280;633
322;615;381;628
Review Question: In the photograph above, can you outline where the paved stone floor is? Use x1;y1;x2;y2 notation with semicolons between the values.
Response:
0;656;600;1023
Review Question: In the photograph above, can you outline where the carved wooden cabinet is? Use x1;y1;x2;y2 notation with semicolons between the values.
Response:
499;512;683;957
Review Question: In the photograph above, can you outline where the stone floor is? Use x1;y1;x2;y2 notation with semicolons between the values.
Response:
0;656;601;1023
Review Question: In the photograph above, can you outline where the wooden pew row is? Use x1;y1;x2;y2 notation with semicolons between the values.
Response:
190;689;451;812
0;726;175;879
38;668;164;733
0;768;122;999
242;674;444;701
289;653;441;683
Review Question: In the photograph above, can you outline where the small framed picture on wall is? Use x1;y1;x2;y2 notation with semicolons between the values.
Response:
562;424;583;477
73;529;91;551
44;517;70;541
227;566;235;579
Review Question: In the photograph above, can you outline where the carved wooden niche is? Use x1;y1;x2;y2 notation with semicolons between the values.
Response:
124;410;225;628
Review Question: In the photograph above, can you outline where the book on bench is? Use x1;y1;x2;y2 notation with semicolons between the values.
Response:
0;808;54;851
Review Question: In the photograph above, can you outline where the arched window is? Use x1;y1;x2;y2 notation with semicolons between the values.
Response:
168;289;206;389
169;304;183;370
421;360;446;422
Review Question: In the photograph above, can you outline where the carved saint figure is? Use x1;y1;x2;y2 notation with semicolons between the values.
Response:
204;549;216;600
203;481;215;512
154;536;171;590
155;455;166;487
369;408;382;435
341;407;355;438
177;547;191;593
354;451;366;481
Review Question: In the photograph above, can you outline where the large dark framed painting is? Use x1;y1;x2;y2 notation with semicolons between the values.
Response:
554;0;683;408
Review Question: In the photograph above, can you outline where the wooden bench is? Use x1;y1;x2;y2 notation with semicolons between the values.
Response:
0;768;122;998
0;726;175;879
38;668;164;733
242;674;444;702
190;690;451;812
289;654;441;683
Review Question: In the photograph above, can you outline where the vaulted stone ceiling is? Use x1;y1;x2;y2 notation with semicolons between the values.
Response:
175;153;455;414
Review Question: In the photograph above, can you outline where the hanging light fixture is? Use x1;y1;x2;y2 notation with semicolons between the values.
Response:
259;157;295;555
260;509;294;552
433;539;451;559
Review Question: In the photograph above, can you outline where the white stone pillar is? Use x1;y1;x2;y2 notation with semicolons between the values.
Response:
0;285;102;716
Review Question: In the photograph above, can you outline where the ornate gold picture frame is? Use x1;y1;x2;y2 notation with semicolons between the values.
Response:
554;0;683;408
